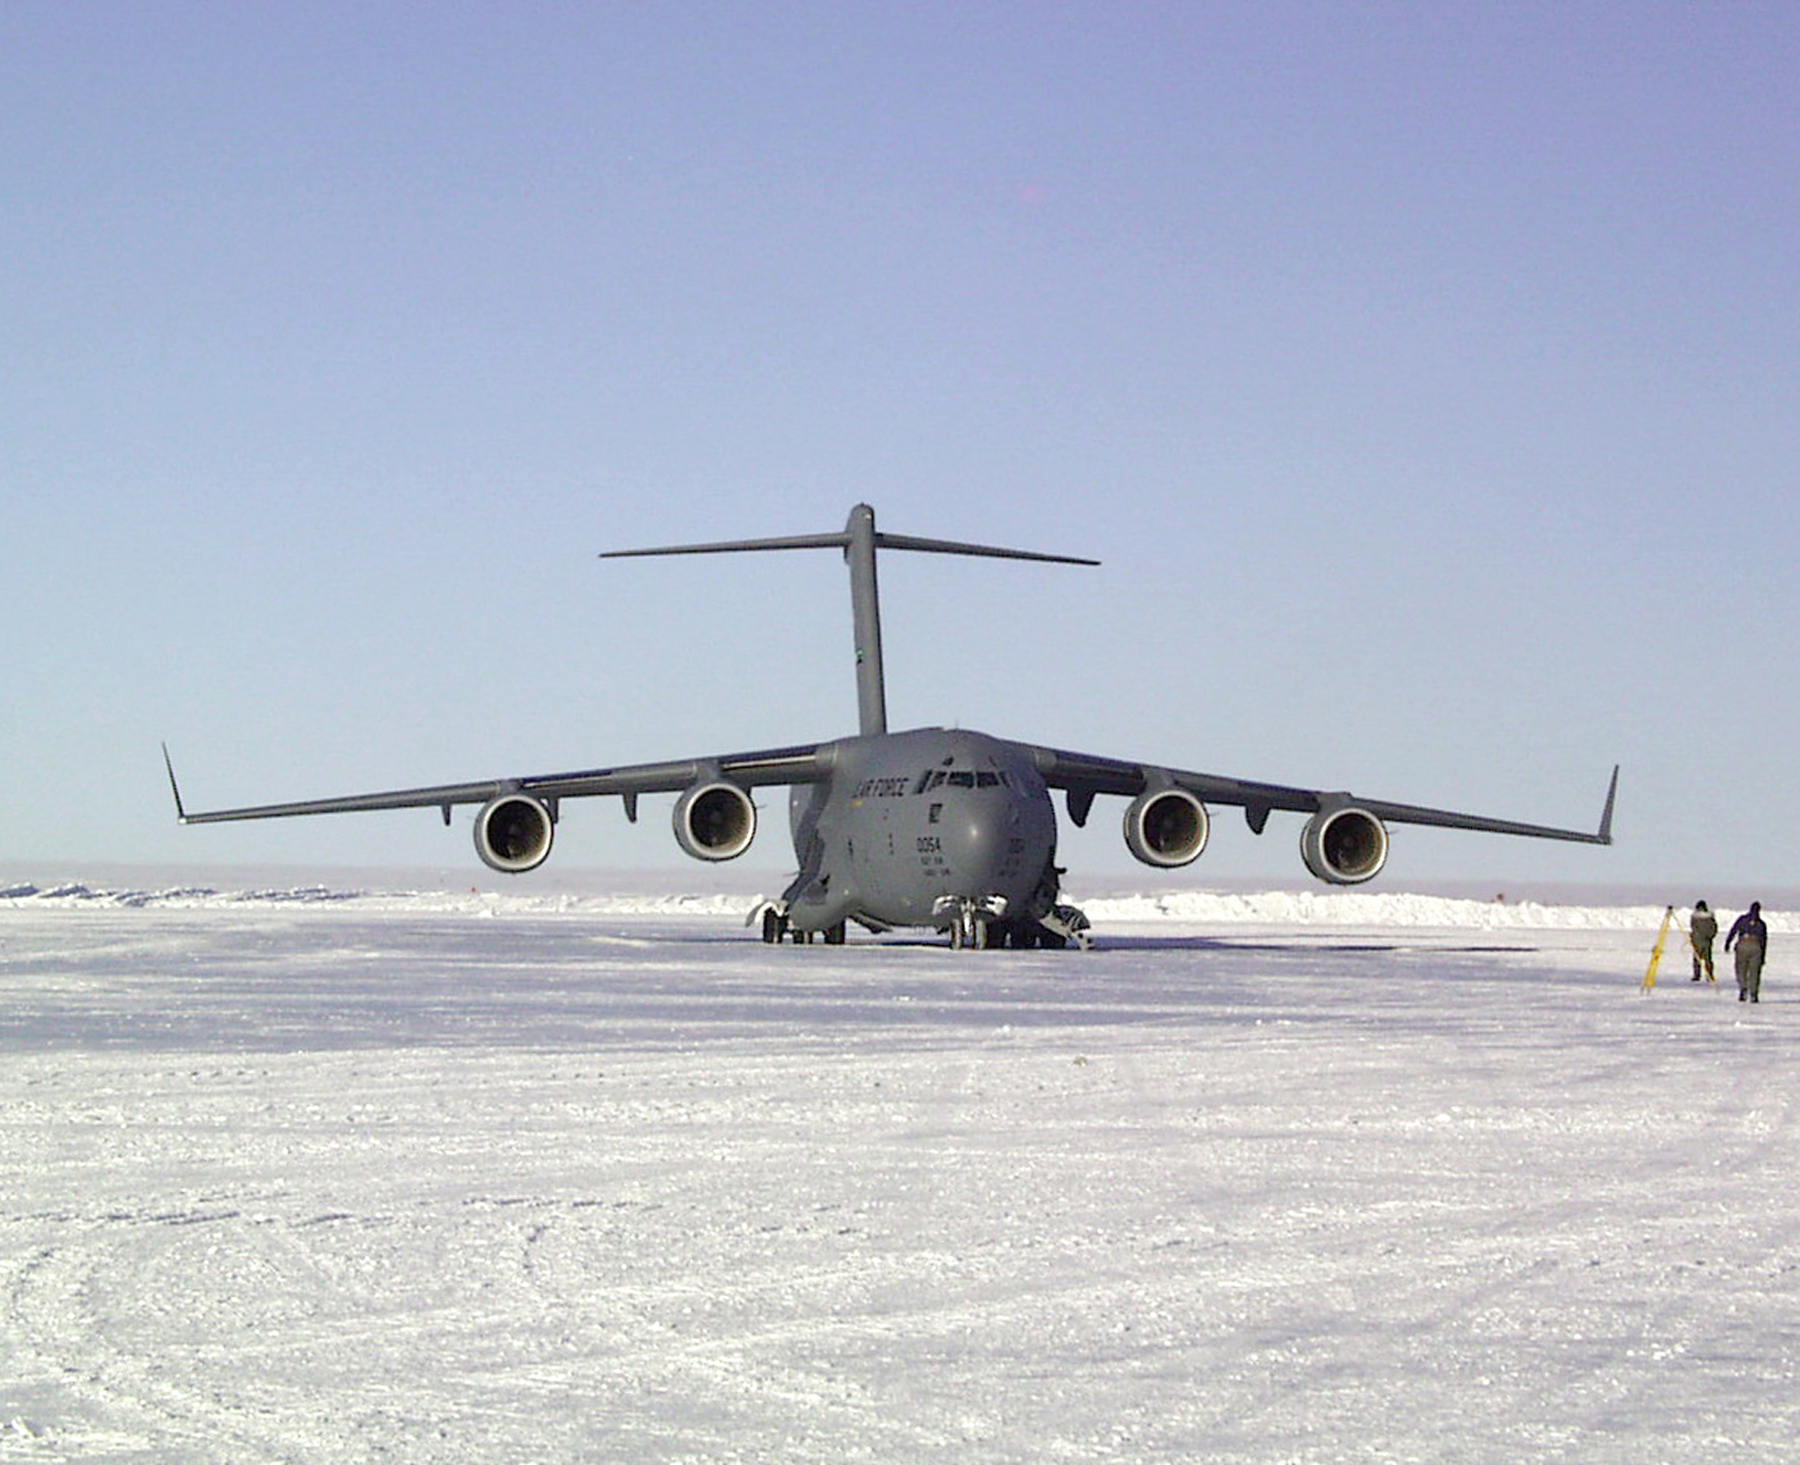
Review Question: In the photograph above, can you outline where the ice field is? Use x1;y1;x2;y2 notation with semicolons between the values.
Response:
3;874;1797;1463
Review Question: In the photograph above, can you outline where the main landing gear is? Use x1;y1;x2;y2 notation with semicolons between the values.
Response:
755;905;845;945
747;899;1089;950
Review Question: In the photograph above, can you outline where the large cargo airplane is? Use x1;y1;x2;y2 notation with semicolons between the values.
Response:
168;504;1616;948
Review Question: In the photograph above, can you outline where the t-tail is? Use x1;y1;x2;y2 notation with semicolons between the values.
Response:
603;503;1098;735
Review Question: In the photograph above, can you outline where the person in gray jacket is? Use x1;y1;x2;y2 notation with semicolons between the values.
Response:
1725;902;1768;1003
1689;900;1718;982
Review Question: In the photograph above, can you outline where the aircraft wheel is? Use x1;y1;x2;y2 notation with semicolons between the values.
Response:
761;909;785;944
824;921;846;945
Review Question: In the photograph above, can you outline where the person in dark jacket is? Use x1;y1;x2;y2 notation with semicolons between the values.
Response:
1725;902;1768;1003
1690;900;1718;982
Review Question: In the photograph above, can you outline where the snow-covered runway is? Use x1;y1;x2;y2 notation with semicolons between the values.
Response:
3;881;1796;1462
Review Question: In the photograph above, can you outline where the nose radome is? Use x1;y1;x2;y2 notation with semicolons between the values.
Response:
937;793;1015;877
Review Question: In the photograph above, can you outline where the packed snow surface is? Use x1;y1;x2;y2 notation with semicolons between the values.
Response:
3;877;1796;1463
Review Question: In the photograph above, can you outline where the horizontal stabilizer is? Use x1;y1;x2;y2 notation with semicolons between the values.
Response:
602;507;1098;568
605;503;1095;735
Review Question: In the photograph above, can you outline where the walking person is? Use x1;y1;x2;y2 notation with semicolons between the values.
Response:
1690;900;1718;982
1725;902;1768;1003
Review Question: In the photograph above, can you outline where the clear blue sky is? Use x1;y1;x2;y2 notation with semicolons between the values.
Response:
5;2;1795;891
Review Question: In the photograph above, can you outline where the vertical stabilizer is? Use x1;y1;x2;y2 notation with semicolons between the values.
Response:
840;505;888;734
603;504;1098;737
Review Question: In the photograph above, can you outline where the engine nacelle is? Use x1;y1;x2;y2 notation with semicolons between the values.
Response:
1123;786;1210;868
1300;804;1389;885
474;793;554;874
673;780;757;862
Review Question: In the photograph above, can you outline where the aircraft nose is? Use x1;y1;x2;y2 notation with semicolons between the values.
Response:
937;792;1031;890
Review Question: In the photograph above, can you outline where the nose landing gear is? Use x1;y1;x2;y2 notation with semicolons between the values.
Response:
934;895;1008;950
935;895;1092;950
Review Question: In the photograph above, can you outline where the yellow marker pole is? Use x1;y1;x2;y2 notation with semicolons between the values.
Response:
1642;905;1674;992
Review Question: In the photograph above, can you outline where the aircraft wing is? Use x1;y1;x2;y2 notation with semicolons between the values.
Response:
164;743;830;826
1030;745;1618;845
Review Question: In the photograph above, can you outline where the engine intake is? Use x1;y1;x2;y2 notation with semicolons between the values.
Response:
1123;786;1210;868
474;793;554;874
674;780;757;862
1300;804;1389;885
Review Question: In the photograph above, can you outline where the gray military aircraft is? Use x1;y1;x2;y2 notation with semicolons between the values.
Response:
168;504;1616;948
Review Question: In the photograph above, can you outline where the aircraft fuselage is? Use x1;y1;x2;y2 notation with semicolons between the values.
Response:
782;728;1060;939
167;504;1614;950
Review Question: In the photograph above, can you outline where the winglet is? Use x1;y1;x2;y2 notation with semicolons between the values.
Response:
1596;764;1619;845
161;743;189;824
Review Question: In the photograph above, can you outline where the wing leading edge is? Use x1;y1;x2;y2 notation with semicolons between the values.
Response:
163;743;830;826
1032;745;1617;846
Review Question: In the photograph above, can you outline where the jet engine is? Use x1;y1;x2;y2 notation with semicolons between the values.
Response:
674;780;757;862
1300;804;1389;885
1123;786;1210;868
474;793;554;874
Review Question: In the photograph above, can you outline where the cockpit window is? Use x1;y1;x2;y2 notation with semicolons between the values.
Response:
918;766;1012;792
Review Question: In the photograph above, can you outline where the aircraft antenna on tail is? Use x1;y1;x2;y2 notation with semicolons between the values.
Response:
603;503;1097;736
